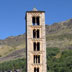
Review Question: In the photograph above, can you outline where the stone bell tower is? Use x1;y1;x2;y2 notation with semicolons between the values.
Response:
26;8;47;72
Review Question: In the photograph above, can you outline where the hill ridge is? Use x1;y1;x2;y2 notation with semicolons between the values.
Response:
0;18;72;62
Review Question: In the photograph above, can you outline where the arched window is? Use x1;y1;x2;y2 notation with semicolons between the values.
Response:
34;67;36;72
34;55;37;63
33;29;40;38
33;42;37;51
32;17;35;25
37;29;40;38
34;55;40;64
34;67;39;72
36;17;40;25
33;42;40;51
37;68;39;72
33;29;36;38
38;55;40;63
32;16;40;25
37;42;40;51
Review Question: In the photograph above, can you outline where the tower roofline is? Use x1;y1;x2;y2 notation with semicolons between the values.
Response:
25;10;45;20
26;11;45;13
26;8;45;13
25;11;45;20
26;8;45;16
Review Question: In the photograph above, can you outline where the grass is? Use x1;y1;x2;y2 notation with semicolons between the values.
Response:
0;45;13;57
47;33;72;41
0;43;25;58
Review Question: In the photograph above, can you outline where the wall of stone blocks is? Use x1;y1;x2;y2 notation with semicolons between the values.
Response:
26;11;47;72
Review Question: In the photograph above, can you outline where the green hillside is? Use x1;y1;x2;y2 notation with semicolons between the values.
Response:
0;48;72;72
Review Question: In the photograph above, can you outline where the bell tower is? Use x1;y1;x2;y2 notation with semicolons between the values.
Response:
26;8;47;72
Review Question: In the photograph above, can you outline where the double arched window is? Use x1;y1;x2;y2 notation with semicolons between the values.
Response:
34;55;40;64
34;67;39;72
32;17;40;25
33;29;40;38
33;42;40;51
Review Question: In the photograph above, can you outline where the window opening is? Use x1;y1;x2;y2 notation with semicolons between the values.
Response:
36;17;40;25
33;29;40;38
33;29;37;38
34;55;40;64
37;42;40;51
38;55;40;63
37;68;39;72
37;29;40;38
34;67;39;72
33;42;40;51
33;42;37;51
32;17;40;25
32;17;35;25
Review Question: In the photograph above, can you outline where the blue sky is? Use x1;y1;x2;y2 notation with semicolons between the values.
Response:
0;0;72;39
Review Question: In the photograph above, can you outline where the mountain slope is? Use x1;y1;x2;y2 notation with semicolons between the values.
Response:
46;19;72;49
0;19;72;62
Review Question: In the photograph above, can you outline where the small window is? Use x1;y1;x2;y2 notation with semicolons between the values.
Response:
34;55;40;64
32;17;35;25
37;42;40;51
36;17;40;25
33;42;40;51
37;29;40;38
33;29;40;38
34;68;36;72
38;55;40;63
33;42;37;51
32;17;40;25
33;29;37;38
34;67;39;72
37;68;39;72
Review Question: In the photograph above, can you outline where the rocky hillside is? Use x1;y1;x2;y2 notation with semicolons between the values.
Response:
0;34;26;62
46;19;72;49
0;19;72;62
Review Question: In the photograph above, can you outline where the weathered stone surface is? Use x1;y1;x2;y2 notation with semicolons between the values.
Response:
26;10;47;72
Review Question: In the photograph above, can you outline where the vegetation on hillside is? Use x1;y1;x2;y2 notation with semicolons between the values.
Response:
0;48;72;72
46;48;72;72
0;58;26;72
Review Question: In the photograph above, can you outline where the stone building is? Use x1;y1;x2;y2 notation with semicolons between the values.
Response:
26;8;47;72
